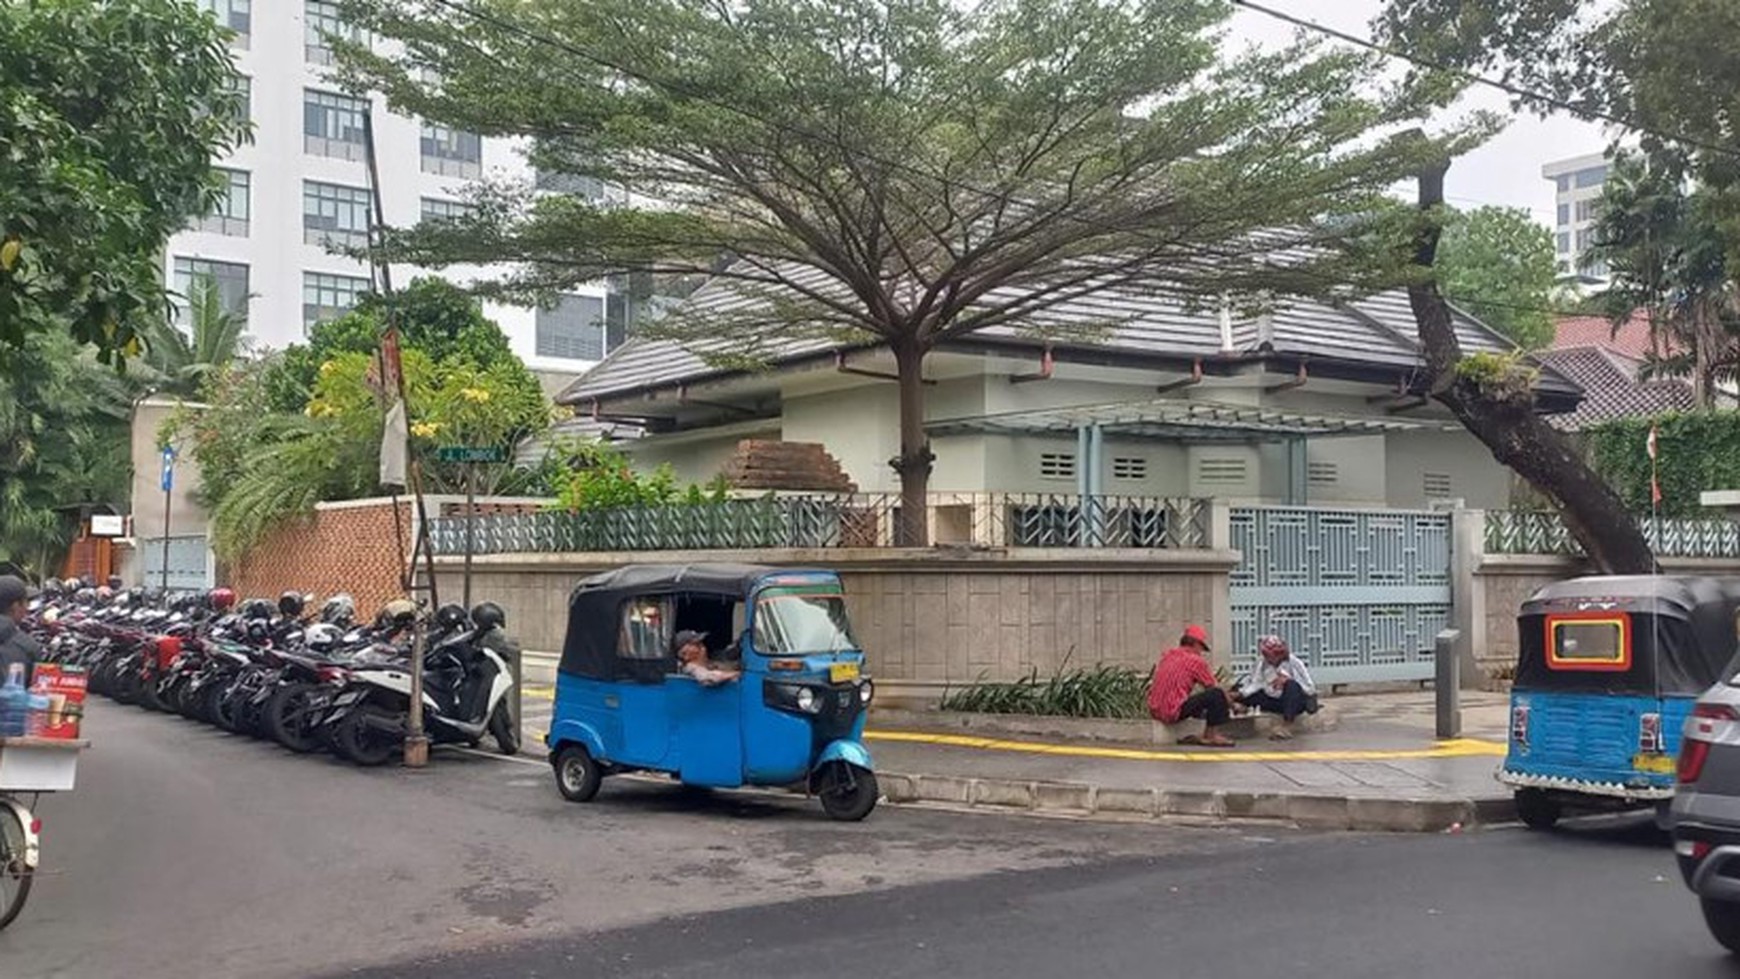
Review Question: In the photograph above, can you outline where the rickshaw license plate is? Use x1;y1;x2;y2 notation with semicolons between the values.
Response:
829;662;860;683
1632;753;1676;774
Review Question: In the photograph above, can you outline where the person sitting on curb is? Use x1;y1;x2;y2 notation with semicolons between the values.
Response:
674;630;740;686
1147;624;1237;747
1234;634;1320;741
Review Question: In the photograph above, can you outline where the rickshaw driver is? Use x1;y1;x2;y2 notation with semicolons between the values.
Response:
674;630;740;686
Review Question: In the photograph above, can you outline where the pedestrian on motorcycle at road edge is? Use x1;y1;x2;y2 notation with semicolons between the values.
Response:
1232;635;1320;741
674;630;739;686
0;575;41;687
1147;624;1237;747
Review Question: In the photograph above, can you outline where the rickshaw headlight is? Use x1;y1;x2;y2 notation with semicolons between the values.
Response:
859;680;874;705
795;687;819;714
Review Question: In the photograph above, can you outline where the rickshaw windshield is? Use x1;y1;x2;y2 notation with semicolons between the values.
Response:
753;588;859;656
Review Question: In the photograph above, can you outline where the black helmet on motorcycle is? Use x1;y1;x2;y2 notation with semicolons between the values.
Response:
208;587;237;612
377;599;416;629
433;603;469;632
278;591;306;618
106;575;123;591
245;618;273;643
470;602;506;632
320;594;356;627
242;598;275;621
41;577;62;596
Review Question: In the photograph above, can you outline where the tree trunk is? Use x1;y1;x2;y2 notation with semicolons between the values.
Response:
1410;162;1655;575
888;340;935;547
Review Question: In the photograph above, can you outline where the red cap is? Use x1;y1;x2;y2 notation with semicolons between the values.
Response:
1182;624;1210;650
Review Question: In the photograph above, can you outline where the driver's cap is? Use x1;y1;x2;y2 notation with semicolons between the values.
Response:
673;629;707;649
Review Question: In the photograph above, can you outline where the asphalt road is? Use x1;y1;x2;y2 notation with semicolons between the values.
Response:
2;702;1268;979
340;816;1734;979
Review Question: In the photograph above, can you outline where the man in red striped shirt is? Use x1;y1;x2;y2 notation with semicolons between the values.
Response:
1147;624;1236;746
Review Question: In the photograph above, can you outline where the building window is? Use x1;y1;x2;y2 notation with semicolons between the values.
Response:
535;293;605;361
1575;198;1598;222
304;90;368;161
199;0;250;47
231;74;251;124
1556;231;1570;254
1196;457;1247;486
305;0;358;65
302;271;371;328
1307;461;1338;487
1556;203;1569;226
1555;174;1571;193
1423;472;1453;499
1111;456;1147;480
534;168;604;199
172;257;250;324
303;181;373;250
1575;228;1595;253
420;123;481;179
192;169;250;237
1038;453;1076;480
1575;166;1607;189
419;197;475;223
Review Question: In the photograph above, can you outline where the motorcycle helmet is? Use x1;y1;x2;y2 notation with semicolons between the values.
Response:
106;575;124;591
245;618;273;643
433;603;469;632
320;594;357;627
42;577;62;596
242;598;275;621
470;602;506;632
378;599;417;629
95;586;113;602
305;622;342;655
278;591;307;618
208;587;237;612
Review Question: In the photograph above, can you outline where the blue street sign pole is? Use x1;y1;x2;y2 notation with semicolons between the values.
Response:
159;446;175;590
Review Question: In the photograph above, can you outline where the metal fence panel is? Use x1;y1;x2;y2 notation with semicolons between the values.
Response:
1229;507;1452;684
139;535;213;590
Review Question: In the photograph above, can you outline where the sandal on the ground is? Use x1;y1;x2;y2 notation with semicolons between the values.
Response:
1197;735;1237;748
1178;734;1204;745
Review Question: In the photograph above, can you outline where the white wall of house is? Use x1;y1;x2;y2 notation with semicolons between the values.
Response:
1384;430;1509;509
625;422;779;487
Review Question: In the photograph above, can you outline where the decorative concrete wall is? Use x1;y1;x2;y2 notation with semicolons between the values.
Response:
429;548;1238;694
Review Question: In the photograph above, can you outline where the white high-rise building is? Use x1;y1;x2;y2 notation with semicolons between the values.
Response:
164;0;621;390
1542;152;1612;283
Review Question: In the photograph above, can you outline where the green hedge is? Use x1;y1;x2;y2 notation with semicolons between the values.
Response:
1588;411;1740;517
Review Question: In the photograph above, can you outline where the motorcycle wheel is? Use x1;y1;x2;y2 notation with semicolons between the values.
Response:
110;665;141;706
488;703;521;756
212;686;245;733
0;804;33;931
138;674;166;712
335;707;399;767
817;763;879;822
264;683;320;753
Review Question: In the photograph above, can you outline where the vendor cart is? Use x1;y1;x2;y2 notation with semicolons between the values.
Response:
0;736;87;930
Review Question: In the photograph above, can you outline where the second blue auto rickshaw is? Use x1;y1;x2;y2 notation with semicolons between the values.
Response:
545;563;879;820
1500;575;1740;829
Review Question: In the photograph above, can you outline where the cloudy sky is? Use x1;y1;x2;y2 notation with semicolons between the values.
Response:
1224;0;1614;227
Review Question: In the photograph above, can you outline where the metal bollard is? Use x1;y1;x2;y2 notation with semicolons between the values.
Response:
1435;628;1462;739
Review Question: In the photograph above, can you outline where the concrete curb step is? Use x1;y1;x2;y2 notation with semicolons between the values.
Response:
869;706;1337;747
879;771;1517;833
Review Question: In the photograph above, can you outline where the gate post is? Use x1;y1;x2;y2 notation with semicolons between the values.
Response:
1448;505;1486;691
1435;628;1462;738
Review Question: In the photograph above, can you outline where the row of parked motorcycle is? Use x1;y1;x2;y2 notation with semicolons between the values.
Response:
23;579;522;764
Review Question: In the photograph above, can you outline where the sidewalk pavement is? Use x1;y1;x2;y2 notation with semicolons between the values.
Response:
519;686;1515;833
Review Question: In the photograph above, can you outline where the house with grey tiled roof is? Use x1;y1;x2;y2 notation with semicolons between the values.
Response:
1535;346;1695;431
555;276;1586;510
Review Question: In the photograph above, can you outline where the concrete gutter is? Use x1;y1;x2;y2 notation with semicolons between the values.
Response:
875;772;1516;833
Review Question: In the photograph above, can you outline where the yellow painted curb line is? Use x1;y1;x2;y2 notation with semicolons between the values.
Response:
861;729;1507;763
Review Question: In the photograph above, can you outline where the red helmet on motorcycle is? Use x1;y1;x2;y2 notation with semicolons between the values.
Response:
209;587;237;611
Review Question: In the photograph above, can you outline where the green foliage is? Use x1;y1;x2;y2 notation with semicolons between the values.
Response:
1588;411;1740;518
1453;350;1540;402
139;277;252;398
0;332;134;574
0;0;249;356
939;662;1154;719
547;440;729;511
1435;206;1559;349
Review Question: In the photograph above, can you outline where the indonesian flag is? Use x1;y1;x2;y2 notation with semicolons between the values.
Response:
378;325;408;490
1648;423;1661;506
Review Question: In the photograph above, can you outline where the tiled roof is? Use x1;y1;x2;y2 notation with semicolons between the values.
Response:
1534;346;1694;430
560;269;1575;405
1552;310;1669;359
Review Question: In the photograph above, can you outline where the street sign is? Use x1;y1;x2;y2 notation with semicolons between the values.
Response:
160;446;176;492
436;445;507;464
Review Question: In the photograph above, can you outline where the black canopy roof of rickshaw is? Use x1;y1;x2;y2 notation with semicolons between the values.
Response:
1516;575;1740;695
559;563;839;680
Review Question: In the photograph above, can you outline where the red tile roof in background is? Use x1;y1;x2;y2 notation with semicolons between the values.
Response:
1551;310;1670;359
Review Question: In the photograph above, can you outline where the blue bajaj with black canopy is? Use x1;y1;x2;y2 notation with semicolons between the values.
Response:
545;564;879;820
1500;575;1740;830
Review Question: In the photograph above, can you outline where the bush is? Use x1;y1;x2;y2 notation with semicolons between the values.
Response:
1588;411;1740;518
940;662;1154;719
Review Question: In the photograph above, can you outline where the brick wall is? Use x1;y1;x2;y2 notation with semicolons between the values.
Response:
225;500;414;619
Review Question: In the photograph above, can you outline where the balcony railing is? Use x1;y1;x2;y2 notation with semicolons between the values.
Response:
427;492;1212;555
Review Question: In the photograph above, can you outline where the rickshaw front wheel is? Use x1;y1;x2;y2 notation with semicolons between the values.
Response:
554;744;603;803
1515;789;1561;830
1701;899;1740;954
818;764;879;822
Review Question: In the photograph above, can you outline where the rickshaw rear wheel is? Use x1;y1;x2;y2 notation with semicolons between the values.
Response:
1515;789;1561;830
554;744;602;802
818;764;879;822
1701;899;1740;954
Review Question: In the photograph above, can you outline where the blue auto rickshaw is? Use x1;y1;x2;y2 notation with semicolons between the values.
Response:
545;563;879;820
1500;575;1740;829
